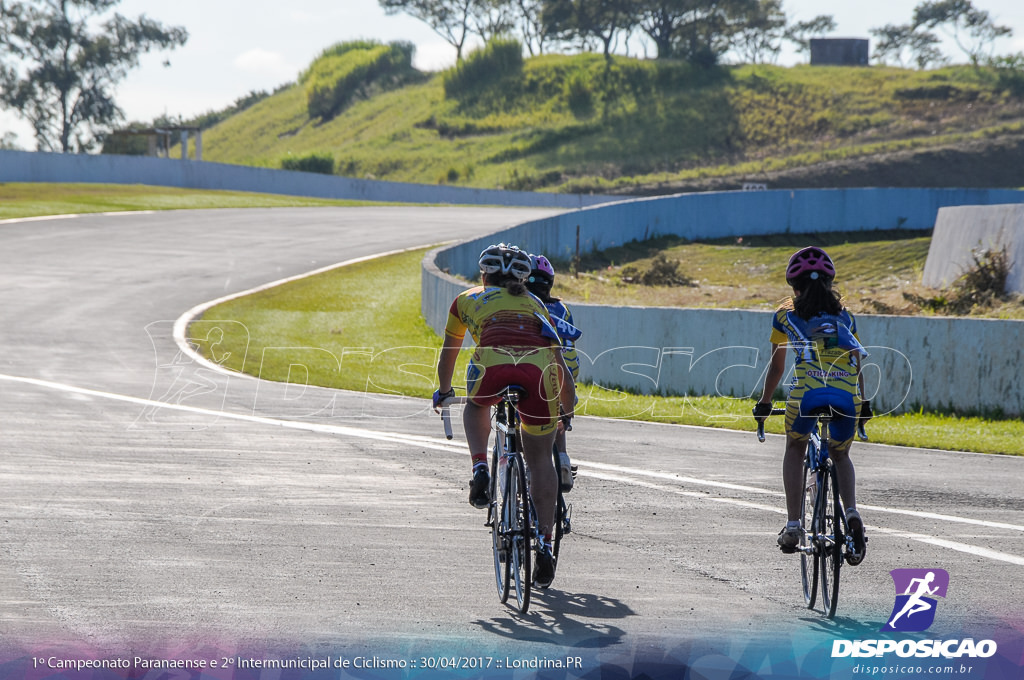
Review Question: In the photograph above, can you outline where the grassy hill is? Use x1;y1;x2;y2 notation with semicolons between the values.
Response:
193;42;1024;195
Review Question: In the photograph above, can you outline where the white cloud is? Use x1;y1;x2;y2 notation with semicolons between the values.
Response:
413;41;458;72
233;49;295;79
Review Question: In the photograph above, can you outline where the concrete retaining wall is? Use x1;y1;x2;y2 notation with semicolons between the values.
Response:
923;204;1024;293
423;188;1024;416
0;149;616;209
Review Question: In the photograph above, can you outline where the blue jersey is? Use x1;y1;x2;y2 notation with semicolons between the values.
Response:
544;300;581;381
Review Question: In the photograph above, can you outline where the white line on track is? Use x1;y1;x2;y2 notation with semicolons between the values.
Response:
0;210;156;225
4;371;1023;567
171;246;438;380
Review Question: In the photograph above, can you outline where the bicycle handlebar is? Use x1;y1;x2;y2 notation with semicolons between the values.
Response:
755;406;870;443
755;409;787;443
438;395;467;440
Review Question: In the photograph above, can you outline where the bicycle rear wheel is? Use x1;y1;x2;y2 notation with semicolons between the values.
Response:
800;463;818;608
506;455;532;613
490;446;511;603
819;460;843;619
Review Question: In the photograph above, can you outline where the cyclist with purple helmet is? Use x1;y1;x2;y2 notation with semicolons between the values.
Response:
753;246;871;564
525;254;582;492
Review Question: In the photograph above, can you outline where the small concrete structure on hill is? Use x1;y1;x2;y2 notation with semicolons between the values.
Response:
922;204;1024;293
810;38;869;66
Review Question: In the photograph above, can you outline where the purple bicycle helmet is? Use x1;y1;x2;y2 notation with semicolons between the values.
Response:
786;246;835;284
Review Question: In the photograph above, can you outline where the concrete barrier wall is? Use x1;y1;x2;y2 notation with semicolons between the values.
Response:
0;149;616;209
423;188;1024;416
923;204;1024;293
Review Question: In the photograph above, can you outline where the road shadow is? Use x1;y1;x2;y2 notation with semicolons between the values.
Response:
798;613;884;636
472;588;635;647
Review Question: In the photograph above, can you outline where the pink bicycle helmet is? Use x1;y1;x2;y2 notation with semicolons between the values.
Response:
529;254;555;286
786;246;835;284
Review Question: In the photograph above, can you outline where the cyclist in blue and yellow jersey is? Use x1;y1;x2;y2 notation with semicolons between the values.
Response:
525;254;582;492
433;243;575;587
753;246;872;565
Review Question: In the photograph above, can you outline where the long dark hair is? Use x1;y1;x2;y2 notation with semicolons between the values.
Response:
525;278;559;304
792;275;843;319
483;271;527;296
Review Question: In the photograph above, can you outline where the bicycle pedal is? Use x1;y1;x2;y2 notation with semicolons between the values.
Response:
570;464;578;478
778;545;798;555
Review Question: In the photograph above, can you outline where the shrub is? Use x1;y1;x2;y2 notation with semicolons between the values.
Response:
987;52;1024;97
905;245;1013;314
281;151;335;175
958;245;1011;302
302;41;417;120
443;38;523;99
565;72;595;118
621;254;694;286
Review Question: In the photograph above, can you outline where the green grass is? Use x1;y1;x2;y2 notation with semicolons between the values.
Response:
195;55;1024;194
0;182;375;220
192;246;1024;456
191;248;447;396
552;230;1024;319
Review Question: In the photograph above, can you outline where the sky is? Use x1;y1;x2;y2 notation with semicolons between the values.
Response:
3;0;1024;150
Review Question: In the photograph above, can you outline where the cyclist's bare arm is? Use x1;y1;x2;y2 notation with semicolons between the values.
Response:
758;342;786;404
435;332;463;398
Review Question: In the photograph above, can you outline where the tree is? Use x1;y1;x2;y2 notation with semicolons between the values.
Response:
783;14;835;60
912;0;1012;65
870;23;945;69
681;0;758;66
511;0;551;55
379;0;480;61
637;0;682;58
470;0;518;45
635;0;758;64
542;0;640;61
733;0;786;64
0;0;188;153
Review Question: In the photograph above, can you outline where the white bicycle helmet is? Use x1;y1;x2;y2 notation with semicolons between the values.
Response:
478;243;532;282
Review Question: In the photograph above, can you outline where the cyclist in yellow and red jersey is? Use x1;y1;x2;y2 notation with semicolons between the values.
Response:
753;247;872;565
433;243;575;587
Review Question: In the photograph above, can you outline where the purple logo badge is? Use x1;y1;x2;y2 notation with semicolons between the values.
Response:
883;569;949;632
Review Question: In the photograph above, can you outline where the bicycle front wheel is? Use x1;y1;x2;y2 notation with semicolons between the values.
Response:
506;455;532;613
800;463;818;609
819;460;843;619
551;445;569;579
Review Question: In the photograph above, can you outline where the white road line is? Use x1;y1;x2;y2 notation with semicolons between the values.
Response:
171;245;444;380
0;211;156;225
5;371;1022;566
583;471;1024;566
0;373;464;454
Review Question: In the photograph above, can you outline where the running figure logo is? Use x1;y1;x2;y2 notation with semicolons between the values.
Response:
883;569;950;632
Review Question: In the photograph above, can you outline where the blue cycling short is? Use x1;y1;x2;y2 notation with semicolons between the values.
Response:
786;387;858;445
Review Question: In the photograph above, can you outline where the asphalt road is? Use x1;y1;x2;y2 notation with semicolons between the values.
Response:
1;208;1022;673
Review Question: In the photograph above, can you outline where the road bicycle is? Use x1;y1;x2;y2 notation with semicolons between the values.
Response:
441;387;572;613
757;405;867;619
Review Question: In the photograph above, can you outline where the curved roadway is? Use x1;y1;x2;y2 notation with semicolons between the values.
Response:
1;208;1022;672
